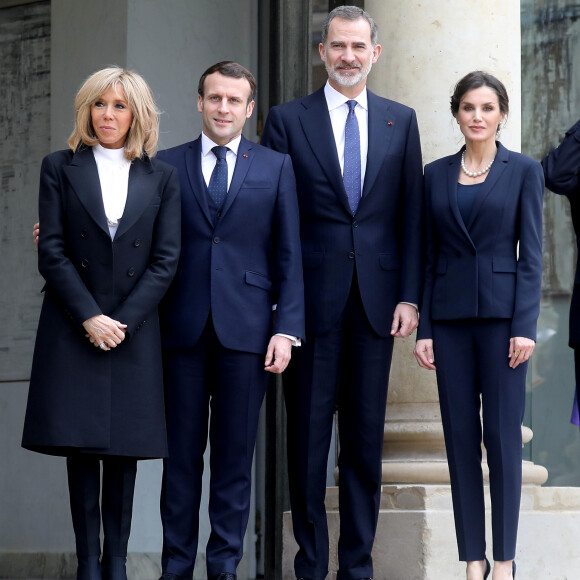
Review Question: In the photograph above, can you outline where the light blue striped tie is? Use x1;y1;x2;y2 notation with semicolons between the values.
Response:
343;100;361;215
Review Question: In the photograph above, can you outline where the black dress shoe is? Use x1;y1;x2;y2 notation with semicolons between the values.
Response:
484;557;491;580
512;561;516;579
213;574;236;580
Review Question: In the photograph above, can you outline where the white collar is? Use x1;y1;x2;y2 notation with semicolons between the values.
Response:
92;143;130;166
201;133;241;157
323;81;368;113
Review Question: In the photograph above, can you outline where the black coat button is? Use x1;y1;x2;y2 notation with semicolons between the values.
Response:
348;251;355;260
81;230;88;238
127;267;135;277
81;259;89;268
353;221;358;228
214;237;221;244
134;239;141;247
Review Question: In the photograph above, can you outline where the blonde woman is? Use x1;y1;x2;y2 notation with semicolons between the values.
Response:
22;67;180;580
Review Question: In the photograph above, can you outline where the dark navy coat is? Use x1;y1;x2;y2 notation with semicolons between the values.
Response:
22;147;181;457
542;120;580;346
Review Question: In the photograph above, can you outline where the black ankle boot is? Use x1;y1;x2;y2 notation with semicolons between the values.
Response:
76;555;102;580
102;555;127;580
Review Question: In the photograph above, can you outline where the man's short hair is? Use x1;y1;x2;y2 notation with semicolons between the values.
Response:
198;61;257;104
321;5;378;48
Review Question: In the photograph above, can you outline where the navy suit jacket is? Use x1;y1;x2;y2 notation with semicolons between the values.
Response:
542;119;580;346
418;143;544;342
262;86;424;337
158;135;304;355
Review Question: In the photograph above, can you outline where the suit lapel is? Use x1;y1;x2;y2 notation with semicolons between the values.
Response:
446;150;475;248
466;142;509;230
299;88;352;214
115;157;160;239
362;91;393;198
220;136;254;220
63;147;109;235
184;137;213;226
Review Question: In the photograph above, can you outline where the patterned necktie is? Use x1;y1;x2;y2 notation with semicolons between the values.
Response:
208;146;229;207
343;100;361;215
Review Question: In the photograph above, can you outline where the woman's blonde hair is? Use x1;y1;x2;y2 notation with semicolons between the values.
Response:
68;66;160;161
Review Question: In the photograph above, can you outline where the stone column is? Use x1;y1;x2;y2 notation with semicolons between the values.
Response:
365;0;548;487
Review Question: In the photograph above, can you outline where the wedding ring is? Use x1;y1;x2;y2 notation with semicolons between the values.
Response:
514;349;521;357
99;342;106;350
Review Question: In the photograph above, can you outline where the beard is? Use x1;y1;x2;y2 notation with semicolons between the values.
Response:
325;55;373;88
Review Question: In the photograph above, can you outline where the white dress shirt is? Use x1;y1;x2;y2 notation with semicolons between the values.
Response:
92;144;131;239
324;81;368;192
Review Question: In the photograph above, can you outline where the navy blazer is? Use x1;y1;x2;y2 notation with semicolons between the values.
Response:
158;135;304;355
418;143;544;342
542;119;580;346
262;86;424;337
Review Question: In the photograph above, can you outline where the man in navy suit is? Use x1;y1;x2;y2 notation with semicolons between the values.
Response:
157;62;304;580
261;6;423;580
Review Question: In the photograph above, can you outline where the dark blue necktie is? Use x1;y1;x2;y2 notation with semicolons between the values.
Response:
208;146;229;207
343;100;361;215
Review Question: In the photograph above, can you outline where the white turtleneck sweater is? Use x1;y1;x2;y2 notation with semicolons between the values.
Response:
92;144;131;239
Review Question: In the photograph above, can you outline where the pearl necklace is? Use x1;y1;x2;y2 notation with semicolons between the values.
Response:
461;151;494;177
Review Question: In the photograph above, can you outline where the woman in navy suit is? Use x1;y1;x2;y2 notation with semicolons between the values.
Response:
414;72;543;580
22;67;180;580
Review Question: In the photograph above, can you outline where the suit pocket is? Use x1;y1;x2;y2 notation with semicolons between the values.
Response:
245;271;273;291
492;257;517;273
436;258;447;274
379;253;399;271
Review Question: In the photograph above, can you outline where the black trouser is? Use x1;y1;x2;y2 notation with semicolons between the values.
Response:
66;455;137;559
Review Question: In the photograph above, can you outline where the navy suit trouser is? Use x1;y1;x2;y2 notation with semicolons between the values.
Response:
160;317;268;580
432;319;526;562
285;276;394;580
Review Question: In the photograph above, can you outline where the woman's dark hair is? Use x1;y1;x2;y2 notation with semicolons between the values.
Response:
450;71;509;117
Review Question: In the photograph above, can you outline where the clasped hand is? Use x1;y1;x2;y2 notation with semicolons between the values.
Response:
83;314;127;351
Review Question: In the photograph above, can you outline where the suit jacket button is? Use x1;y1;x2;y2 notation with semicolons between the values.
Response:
352;220;358;228
81;259;89;268
81;230;88;238
134;238;141;247
348;251;355;260
216;211;221;219
213;237;221;244
127;267;135;277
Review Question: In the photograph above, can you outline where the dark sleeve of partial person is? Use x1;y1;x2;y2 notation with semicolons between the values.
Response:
542;119;580;195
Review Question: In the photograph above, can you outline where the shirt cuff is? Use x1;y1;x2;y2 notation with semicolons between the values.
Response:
275;333;301;347
399;301;418;311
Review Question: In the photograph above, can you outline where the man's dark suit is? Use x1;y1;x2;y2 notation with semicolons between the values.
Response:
542;120;580;395
157;135;304;579
262;86;423;580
